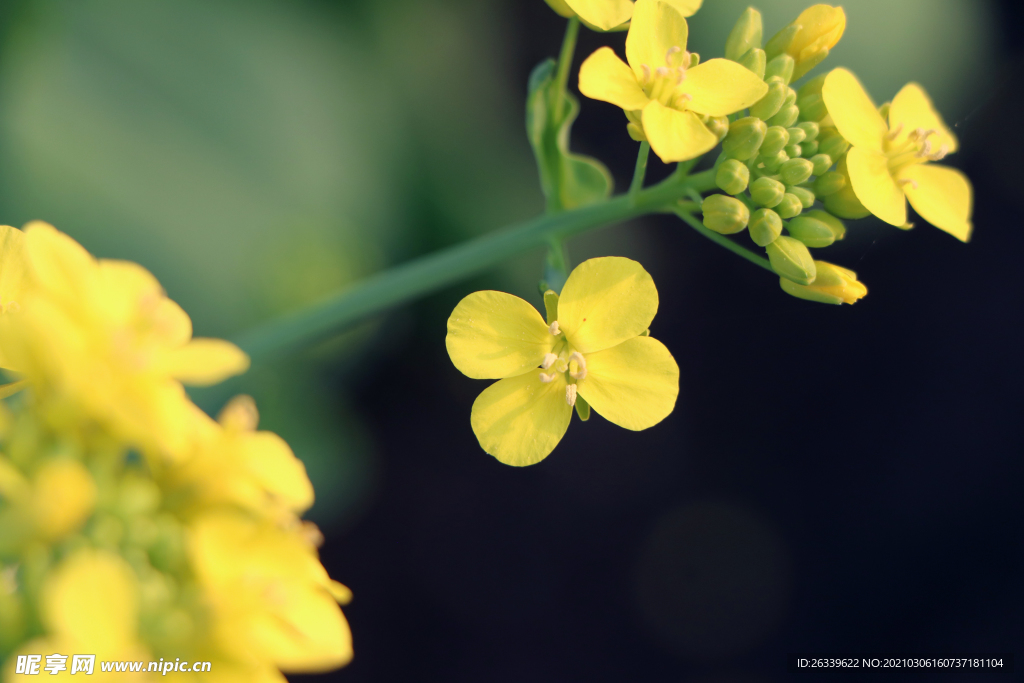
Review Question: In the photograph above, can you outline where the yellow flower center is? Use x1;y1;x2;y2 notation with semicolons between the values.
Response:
884;126;949;177
538;323;588;405
638;46;694;110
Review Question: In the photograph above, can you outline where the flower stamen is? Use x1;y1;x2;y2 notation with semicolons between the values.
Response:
567;351;588;380
541;353;557;370
565;384;578;407
548;321;561;336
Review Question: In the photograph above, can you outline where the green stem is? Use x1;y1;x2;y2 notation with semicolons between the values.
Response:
553;16;580;120
235;175;699;362
675;209;774;272
629;142;650;199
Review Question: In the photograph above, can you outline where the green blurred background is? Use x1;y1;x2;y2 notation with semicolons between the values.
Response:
0;0;1017;680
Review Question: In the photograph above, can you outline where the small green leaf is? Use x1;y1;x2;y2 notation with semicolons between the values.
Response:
526;59;613;212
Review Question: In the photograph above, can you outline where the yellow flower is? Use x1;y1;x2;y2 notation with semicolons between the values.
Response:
446;257;679;466
543;0;702;32
779;260;868;305
4;549;151;681
578;0;767;162
166;395;314;523
188;511;353;674
821;69;973;241
0;222;250;458
769;5;846;81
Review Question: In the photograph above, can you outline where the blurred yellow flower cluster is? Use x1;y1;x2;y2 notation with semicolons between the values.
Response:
0;223;351;680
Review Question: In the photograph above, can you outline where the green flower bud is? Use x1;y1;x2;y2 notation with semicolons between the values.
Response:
822;157;870;219
750;177;786;208
797;93;828;122
789;185;816;209
760;149;789;172
823;182;870;219
738;48;767;80
785;144;802;158
768;104;800;128
787;212;843;247
716;159;751;195
749;80;788;121
806;209;846;239
766;235;817;285
780;261;867;305
797;73;827;100
814;170;846;197
791;49;831;82
797;121;820;141
749;208;783;246
780;158;814;186
706;115;730;141
796;75;829;123
801;140;820;157
761;126;790;156
810;153;833;176
786;126;807;145
783;87;798;108
776;193;803;219
722;116;767;160
818;131;850;161
702;194;750;235
726;8;764;61
765;23;801;60
764;54;795;84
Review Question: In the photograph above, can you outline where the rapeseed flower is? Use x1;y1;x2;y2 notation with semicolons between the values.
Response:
579;0;767;162
447;257;679;466
822;68;973;241
0;222;352;681
164;396;314;524
0;222;250;459
543;0;702;32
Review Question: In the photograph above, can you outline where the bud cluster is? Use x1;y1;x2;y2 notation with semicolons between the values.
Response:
698;4;866;305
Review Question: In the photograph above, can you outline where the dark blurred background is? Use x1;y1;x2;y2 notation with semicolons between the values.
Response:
0;0;1020;680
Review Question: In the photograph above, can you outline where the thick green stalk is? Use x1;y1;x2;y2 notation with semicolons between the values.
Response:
235;176;702;362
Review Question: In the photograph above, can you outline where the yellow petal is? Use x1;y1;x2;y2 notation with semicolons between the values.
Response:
641;100;718;164
822;68;887;153
31;459;96;540
544;0;576;18
245;432;316;513
470;372;572;467
42;550;139;653
558;257;658;354
662;0;703;17
888;82;958;154
446;291;555;380
900;164;973;242
0;225;26;308
566;0;634;31
23;221;98;305
681;58;769;117
626;0;689;78
162;338;251;385
579;47;651;111
847;146;907;226
578;336;679;431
